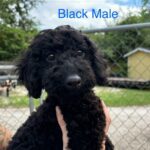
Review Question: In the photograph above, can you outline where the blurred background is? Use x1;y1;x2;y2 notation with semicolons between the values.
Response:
0;0;150;150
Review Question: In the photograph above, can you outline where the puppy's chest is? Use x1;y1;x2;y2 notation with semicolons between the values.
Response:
60;97;105;150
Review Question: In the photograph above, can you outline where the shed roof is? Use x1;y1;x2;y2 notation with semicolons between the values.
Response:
124;47;150;58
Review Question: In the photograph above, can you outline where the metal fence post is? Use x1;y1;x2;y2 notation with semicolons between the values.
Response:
29;97;34;114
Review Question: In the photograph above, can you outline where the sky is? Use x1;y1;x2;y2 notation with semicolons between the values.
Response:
31;0;143;30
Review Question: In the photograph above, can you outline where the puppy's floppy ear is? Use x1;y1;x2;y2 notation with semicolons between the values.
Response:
17;50;42;98
84;36;108;85
92;51;108;85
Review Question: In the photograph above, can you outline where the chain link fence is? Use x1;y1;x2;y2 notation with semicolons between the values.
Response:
84;23;150;150
0;23;150;150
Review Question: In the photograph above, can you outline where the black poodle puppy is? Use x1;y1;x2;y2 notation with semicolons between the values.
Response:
7;25;114;150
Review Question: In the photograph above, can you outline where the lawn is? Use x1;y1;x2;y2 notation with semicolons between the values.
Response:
0;86;149;108
94;86;150;107
0;86;41;108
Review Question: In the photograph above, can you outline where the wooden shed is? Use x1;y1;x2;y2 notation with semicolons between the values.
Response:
124;47;150;80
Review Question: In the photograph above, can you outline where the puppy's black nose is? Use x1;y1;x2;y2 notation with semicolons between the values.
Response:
66;75;81;87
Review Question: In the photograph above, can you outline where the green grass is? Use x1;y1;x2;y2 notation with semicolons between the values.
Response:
94;86;150;107
0;95;28;108
0;95;42;108
0;86;41;108
0;86;150;108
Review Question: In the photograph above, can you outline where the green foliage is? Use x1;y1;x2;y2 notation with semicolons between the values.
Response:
0;0;43;60
0;0;44;30
142;0;150;7
0;25;37;60
88;10;150;77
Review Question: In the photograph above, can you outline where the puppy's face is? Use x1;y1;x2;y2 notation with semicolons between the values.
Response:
18;26;107;98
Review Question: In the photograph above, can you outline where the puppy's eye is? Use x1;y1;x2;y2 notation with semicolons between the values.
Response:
77;50;84;56
47;54;55;62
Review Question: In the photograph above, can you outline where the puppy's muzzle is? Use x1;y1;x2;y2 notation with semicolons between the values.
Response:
66;75;81;88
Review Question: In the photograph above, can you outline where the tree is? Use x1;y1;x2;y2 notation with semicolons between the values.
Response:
0;25;37;60
0;0;43;60
88;10;150;77
142;0;150;7
0;0;44;30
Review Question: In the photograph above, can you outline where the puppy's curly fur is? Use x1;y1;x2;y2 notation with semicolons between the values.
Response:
7;25;114;150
